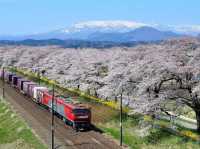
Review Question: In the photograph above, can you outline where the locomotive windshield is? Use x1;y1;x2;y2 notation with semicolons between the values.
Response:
73;109;90;115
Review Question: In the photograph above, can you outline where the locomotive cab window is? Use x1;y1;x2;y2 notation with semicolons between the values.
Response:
72;109;90;115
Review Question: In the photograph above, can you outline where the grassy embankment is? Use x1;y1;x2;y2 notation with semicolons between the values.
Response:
0;98;47;149
98;114;200;149
8;67;200;148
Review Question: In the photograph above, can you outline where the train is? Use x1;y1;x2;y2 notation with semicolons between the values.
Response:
0;69;92;131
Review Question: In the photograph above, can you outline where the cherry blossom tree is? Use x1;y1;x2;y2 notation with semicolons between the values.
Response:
145;67;200;132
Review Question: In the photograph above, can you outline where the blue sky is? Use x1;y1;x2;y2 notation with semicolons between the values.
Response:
0;0;200;35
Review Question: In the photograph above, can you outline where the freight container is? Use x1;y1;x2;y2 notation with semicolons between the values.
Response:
12;76;22;87
0;69;6;80
17;78;27;89
0;69;3;78
33;87;48;103
36;89;47;104
19;79;30;91
4;71;9;82
23;82;36;95
28;84;38;97
10;75;17;84
6;73;15;83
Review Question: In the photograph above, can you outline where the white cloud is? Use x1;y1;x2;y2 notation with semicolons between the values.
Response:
62;29;70;33
172;25;200;35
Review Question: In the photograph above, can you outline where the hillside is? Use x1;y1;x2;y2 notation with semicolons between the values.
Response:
0;22;186;42
0;38;200;113
0;99;46;149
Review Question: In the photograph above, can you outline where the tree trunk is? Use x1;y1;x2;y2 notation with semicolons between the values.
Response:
195;111;200;133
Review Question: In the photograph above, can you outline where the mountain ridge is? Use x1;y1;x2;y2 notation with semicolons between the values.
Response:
88;26;182;42
0;39;154;48
0;26;184;42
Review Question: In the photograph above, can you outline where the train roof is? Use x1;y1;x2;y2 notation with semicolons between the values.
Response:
43;91;89;110
24;81;37;85
18;78;29;81
34;86;48;90
57;97;89;110
13;76;22;78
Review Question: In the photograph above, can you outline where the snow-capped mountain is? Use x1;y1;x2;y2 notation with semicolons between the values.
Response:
47;21;200;36
88;26;182;42
63;21;149;33
47;21;152;40
1;20;199;42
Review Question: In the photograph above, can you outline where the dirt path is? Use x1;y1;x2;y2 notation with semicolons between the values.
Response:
0;81;122;149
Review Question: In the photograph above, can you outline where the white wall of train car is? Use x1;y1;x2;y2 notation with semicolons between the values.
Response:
17;79;27;90
0;69;3;78
23;82;35;95
33;87;48;103
6;72;13;82
4;71;10;81
0;69;6;78
11;75;17;85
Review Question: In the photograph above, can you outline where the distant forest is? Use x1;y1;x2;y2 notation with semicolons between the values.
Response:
0;39;160;48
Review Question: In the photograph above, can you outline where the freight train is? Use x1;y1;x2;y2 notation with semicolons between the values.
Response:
0;69;91;131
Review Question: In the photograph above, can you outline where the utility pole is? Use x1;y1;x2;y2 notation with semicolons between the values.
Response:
2;67;5;98
120;88;123;146
51;84;55;149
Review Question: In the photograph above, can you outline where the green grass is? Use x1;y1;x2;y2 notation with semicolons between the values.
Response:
97;114;200;149
0;99;47;149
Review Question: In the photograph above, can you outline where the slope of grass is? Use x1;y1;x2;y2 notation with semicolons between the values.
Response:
98;114;200;149
0;99;47;149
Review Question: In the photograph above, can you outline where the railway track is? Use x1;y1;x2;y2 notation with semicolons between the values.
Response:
0;81;122;149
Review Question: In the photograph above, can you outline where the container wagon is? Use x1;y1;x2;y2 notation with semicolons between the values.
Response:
12;76;22;88
23;82;36;95
33;87;48;103
27;83;38;97
6;73;15;83
0;70;3;78
17;78;29;91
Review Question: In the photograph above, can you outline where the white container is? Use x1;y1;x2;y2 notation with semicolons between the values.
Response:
33;86;48;103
